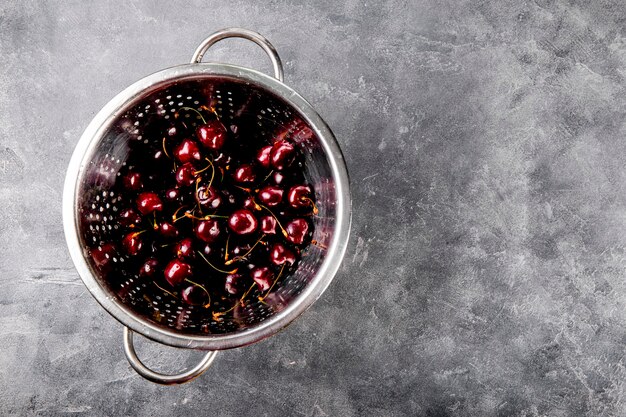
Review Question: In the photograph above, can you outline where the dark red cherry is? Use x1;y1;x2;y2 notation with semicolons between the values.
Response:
119;208;142;227
139;258;159;278
158;222;179;239
260;215;277;234
257;185;283;206
182;285;208;305
225;273;244;295
273;172;285;185
256;145;272;169
164;188;180;202
270;140;295;170
174;138;201;163
228;209;258;235
251;267;273;291
91;243;117;272
270;242;296;266
136;192;163;215
175;163;196;186
175;238;195;259
164;259;192;287
196;185;222;209
233;165;256;183
123;172;143;191
195;219;221;243
285;218;309;245
287;185;312;209
122;232;144;255
196;120;226;150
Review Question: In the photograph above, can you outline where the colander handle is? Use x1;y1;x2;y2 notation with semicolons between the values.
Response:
123;327;218;385
190;28;284;82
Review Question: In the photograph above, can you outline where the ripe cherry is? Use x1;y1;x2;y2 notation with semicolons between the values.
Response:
260;215;277;234
195;219;221;243
122;231;144;255
164;259;192;287
251;267;273;291
270;242;296;266
228;209;258;235
256;145;272;169
91;243;117;272
139;258;159;278
196;120;226;150
182;285;208;305
175;163;196;186
123;172;143;191
257;185;283;206
158;222;179;239
233;165;256;183
287;185;312;209
196;185;222;209
174;138;201;163
225;273;244;295
175;238;195;259
136;192;163;215
285;218;309;245
270;140;295;170
119;208;142;227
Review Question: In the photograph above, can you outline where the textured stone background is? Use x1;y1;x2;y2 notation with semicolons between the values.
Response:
1;0;626;415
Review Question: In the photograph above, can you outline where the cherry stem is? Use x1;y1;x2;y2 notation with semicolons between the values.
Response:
185;212;228;221
178;106;206;124
162;137;170;158
259;204;289;238
234;185;251;193
200;105;220;119
311;239;328;250
153;282;178;299
261;169;274;184
197;251;238;274
301;197;319;215
240;283;257;305
194;158;214;176
194;178;204;215
224;234;231;262
171;206;190;222
184;278;212;308
212;282;255;320
259;264;285;302
224;234;267;266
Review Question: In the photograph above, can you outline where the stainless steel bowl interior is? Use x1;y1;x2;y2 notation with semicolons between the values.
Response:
64;64;350;350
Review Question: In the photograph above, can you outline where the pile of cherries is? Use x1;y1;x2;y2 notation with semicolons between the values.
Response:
86;105;316;318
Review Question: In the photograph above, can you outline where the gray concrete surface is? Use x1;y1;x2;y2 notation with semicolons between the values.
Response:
1;0;626;415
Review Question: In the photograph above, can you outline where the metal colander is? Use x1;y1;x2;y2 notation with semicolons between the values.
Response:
63;28;351;384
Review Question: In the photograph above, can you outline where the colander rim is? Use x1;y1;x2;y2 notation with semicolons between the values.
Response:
63;62;351;350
